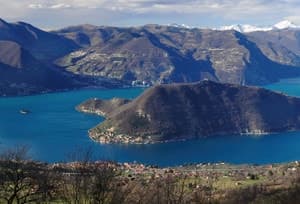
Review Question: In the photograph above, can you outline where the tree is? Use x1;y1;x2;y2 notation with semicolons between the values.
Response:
61;147;94;204
0;146;53;204
90;162;124;204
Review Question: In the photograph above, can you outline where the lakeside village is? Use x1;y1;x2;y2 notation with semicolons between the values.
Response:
52;160;300;191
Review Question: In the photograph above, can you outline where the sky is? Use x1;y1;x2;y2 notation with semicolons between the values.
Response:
1;0;300;30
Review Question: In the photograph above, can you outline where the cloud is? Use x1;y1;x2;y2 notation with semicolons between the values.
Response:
285;15;300;25
22;0;300;16
28;4;44;9
1;0;300;28
50;3;71;9
28;3;72;9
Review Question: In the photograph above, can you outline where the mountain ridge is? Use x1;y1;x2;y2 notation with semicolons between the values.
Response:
0;18;128;96
2;18;300;95
55;25;300;86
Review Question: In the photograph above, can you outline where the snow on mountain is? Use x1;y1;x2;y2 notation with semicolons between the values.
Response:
273;20;298;29
220;24;272;33
219;20;300;33
165;20;300;32
168;23;192;29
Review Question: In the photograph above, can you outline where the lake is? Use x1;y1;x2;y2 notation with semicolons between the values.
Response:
1;78;300;167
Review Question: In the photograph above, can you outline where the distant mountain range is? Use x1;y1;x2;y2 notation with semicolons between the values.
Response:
78;81;300;144
2;18;300;95
54;23;300;86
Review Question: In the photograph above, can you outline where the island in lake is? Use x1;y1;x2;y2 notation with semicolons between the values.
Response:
77;80;300;144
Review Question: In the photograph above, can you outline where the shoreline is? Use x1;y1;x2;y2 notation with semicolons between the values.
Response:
88;129;279;145
3;75;300;98
0;85;145;99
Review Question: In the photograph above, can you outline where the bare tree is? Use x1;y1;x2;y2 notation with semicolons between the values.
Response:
90;162;116;204
0;146;53;204
61;147;94;204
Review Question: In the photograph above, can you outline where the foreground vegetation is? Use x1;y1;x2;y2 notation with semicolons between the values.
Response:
1;147;300;203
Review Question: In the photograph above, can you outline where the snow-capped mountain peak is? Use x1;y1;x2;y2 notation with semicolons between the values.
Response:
219;24;271;33
273;20;298;29
168;23;191;29
219;20;300;33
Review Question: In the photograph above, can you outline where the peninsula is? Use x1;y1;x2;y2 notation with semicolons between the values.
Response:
77;80;300;144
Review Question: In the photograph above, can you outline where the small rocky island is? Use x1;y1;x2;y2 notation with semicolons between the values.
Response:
77;81;300;144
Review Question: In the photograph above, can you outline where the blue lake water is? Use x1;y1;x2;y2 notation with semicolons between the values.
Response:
1;78;300;166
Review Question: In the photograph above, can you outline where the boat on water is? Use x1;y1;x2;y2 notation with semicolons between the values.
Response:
19;109;31;115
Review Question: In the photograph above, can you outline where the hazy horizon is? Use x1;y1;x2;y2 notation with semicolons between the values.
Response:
1;0;300;30
0;17;298;32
